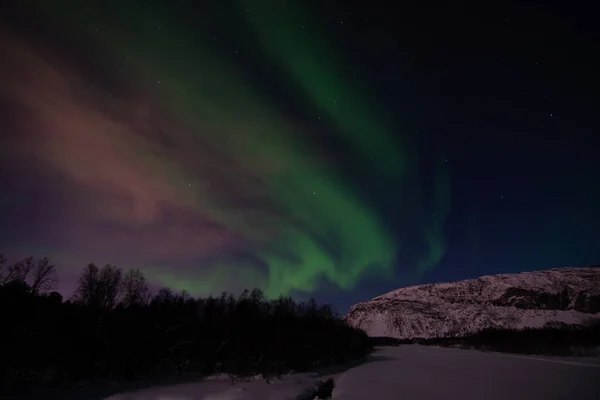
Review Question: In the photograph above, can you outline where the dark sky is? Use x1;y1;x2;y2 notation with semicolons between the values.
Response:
1;0;598;312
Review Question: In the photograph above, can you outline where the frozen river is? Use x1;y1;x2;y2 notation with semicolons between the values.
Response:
333;345;600;400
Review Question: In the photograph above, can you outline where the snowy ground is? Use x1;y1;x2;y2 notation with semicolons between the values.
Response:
9;345;596;399
103;372;334;400
334;345;600;400
102;345;600;400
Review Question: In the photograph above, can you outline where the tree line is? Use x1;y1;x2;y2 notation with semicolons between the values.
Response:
369;322;600;356
414;322;600;356
0;254;373;393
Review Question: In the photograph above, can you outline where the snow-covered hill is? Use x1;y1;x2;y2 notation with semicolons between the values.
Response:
345;266;600;339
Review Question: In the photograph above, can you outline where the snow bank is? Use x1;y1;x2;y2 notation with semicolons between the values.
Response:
103;372;330;400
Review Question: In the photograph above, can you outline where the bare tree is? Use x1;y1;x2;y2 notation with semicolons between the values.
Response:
30;257;58;294
152;287;175;304
151;287;194;306
2;256;35;284
74;263;123;308
0;253;7;282
74;263;100;306
99;264;123;308
179;289;191;303
16;256;35;282
121;268;150;307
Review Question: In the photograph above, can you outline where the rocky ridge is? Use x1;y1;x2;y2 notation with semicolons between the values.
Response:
345;266;600;339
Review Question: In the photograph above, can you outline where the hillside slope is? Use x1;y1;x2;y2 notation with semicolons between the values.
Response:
345;266;600;339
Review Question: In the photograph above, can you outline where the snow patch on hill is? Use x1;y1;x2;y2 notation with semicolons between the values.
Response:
345;266;600;339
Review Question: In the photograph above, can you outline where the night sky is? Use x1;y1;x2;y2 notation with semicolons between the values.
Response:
0;0;598;312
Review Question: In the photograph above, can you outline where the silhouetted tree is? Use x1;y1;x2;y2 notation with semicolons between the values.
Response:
47;290;63;304
0;253;7;281
179;289;191;303
237;288;249;302
74;263;123;308
152;287;175;305
99;264;123;308
250;288;264;303
0;253;8;280
120;268;149;307
0;256;58;294
1;256;35;284
73;263;101;307
30;257;58;294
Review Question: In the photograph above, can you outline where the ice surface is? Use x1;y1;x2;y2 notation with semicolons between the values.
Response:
104;345;600;400
332;345;600;400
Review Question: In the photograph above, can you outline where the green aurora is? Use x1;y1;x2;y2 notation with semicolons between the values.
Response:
4;0;451;298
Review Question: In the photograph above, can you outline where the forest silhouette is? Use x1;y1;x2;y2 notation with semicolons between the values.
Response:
0;254;373;394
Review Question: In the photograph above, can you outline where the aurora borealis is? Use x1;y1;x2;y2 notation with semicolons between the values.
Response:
1;0;598;311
